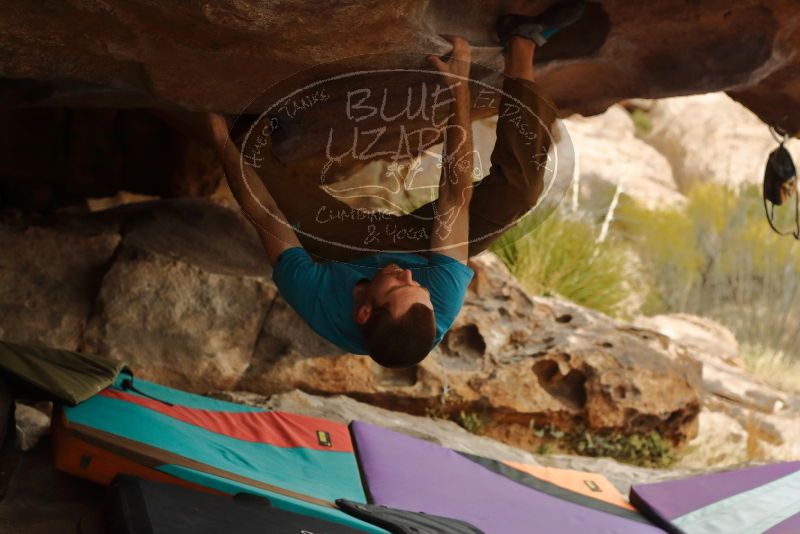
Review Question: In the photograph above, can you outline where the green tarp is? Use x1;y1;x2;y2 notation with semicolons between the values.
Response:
0;340;124;405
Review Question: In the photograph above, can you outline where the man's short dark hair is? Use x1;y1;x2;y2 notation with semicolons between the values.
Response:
361;303;436;368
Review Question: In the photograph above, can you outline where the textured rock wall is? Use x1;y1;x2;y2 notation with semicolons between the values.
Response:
3;2;799;211
0;199;703;452
2;1;799;136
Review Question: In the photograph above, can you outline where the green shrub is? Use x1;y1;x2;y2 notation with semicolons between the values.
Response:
491;210;638;318
572;429;675;468
456;411;483;435
630;108;653;136
532;423;674;467
614;182;800;364
493;178;800;381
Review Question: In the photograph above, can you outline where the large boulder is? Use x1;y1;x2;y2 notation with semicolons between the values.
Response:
82;200;275;391
4;2;799;212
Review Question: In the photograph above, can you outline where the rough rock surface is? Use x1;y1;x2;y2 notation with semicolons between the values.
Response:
4;2;799;213
0;200;703;453
81;201;276;392
3;1;799;136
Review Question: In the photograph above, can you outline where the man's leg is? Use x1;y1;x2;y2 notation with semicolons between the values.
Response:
255;38;557;260
359;37;559;257
466;37;558;256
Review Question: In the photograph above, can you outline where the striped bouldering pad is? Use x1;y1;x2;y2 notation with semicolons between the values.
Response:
53;373;385;532
630;461;800;534
350;421;663;534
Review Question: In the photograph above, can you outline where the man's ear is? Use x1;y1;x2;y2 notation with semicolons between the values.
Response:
355;303;372;325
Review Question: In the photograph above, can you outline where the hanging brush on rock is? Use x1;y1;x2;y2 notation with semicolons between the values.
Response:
763;125;799;239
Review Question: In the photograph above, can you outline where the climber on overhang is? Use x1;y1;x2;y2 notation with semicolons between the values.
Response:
163;2;584;369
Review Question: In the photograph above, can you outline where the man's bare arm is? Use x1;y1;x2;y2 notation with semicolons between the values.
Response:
428;37;473;264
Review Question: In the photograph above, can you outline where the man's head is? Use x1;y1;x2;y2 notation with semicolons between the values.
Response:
355;263;436;368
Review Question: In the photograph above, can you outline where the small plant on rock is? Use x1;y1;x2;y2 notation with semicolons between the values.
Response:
571;428;675;468
531;423;675;468
456;411;483;435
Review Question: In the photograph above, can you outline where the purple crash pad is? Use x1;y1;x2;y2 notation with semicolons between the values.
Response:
763;514;800;534
630;461;800;520
350;421;663;534
630;461;800;533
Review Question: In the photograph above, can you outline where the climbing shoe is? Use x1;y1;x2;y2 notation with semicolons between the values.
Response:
496;1;587;49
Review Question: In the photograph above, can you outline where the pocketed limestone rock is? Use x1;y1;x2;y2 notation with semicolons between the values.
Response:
0;201;705;454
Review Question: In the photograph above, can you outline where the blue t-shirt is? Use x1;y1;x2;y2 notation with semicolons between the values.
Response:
272;248;474;355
